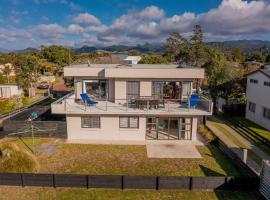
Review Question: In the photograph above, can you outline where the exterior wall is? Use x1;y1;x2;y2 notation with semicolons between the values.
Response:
114;79;126;104
108;79;115;101
66;114;199;142
191;117;198;141
140;81;152;96
74;80;82;99
66;115;146;141
246;72;270;130
0;85;22;98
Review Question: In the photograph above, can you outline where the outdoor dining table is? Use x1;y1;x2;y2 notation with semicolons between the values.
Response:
134;97;160;110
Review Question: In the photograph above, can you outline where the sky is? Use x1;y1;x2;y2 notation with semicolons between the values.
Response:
0;0;270;50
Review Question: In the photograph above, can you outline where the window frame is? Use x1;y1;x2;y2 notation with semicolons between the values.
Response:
263;107;270;120
250;79;258;84
81;116;101;128
119;116;139;129
264;81;270;87
248;102;256;113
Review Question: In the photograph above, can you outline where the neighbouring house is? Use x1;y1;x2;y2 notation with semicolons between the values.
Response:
245;65;270;130
51;64;213;143
0;63;16;76
124;56;142;64
0;84;22;98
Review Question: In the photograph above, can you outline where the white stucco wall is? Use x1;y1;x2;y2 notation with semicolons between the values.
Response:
140;81;151;96
66;115;146;141
246;72;270;130
0;85;22;98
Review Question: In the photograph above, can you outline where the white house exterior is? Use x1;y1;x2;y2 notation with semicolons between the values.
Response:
124;56;142;64
51;64;213;143
246;68;270;130
0;84;22;98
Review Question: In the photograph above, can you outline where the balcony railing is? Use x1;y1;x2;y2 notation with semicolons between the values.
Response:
52;94;213;115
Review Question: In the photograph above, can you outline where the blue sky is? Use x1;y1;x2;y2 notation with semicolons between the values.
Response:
0;0;270;50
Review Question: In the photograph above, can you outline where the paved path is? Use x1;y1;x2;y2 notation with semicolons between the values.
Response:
206;118;261;175
212;116;270;161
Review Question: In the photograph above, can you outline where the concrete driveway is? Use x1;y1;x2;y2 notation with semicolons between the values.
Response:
146;142;202;158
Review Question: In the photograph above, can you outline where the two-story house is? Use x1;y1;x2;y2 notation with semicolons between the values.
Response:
246;66;270;130
51;64;213;143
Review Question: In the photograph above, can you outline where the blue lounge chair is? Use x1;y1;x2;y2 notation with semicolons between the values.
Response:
80;93;98;106
187;94;200;108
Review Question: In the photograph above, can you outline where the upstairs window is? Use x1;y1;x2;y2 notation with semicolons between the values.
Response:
264;81;270;87
263;108;270;120
248;102;256;113
250;79;258;84
81;116;100;128
119;116;139;128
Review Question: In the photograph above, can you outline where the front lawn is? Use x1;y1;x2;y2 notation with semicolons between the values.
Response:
0;187;259;200
0;138;240;176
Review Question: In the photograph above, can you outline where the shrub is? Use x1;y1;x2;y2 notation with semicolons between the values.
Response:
198;125;217;144
0;142;37;173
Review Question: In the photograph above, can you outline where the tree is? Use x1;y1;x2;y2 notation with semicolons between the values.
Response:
40;45;73;70
203;48;235;104
232;48;244;62
165;25;210;67
14;55;40;96
139;55;168;64
2;64;12;83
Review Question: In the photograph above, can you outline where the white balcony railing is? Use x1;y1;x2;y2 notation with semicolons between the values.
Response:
52;94;213;115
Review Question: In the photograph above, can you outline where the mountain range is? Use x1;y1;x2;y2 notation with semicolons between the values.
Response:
1;40;270;54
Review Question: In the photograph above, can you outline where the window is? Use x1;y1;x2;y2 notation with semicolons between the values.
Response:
81;116;100;128
250;79;258;84
127;81;140;99
119;116;139;128
263;108;270;119
248;102;256;112
264;81;270;87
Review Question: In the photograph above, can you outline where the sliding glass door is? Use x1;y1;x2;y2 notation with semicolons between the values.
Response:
146;117;192;140
83;80;108;100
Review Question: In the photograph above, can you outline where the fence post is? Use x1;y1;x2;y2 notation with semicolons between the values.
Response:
21;174;25;187
156;176;159;190
53;174;56;188
121;176;124;190
86;175;89;189
189;177;193;190
243;149;248;164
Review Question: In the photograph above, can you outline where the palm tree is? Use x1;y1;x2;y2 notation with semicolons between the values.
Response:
3;64;12;83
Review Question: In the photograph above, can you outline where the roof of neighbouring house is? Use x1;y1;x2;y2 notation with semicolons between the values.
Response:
51;84;70;92
247;69;270;78
124;56;142;61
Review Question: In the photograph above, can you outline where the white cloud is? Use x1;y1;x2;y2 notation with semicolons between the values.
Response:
3;0;270;49
67;24;84;34
73;13;101;26
35;24;65;40
139;6;164;19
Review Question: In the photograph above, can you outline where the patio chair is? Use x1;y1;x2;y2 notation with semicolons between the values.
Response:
186;94;200;108
180;94;200;108
80;93;98;106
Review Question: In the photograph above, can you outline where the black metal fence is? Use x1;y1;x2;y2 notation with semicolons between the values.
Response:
0;173;260;191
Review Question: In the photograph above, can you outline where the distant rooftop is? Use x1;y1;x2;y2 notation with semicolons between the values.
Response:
65;63;198;69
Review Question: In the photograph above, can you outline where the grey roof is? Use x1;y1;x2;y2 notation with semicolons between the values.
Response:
65;64;198;69
247;68;270;78
261;69;270;78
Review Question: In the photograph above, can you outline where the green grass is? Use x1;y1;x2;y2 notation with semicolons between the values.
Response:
0;141;38;173
36;142;240;176
0;187;259;200
232;117;270;141
220;116;270;157
210;121;262;165
0;138;240;176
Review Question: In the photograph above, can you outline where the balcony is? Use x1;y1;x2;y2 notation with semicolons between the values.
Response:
52;94;213;116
